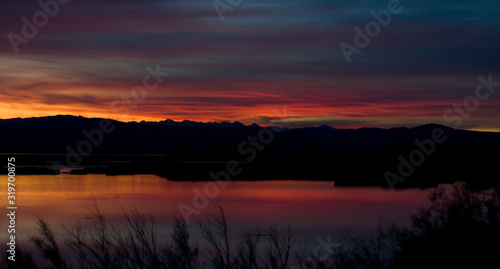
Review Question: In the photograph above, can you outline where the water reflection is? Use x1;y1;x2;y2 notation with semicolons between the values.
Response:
1;175;432;251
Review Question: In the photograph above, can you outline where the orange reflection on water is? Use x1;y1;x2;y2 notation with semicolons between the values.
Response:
1;175;433;249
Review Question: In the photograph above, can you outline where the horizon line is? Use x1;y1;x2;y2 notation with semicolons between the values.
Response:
3;113;495;133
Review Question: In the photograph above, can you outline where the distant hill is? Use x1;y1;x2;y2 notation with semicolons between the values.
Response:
1;115;499;189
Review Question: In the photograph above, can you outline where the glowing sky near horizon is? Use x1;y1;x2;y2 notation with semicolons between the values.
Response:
0;0;499;130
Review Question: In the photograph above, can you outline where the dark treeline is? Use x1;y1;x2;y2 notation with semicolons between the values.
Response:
3;183;500;269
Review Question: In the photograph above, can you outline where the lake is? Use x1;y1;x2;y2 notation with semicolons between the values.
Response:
1;174;433;258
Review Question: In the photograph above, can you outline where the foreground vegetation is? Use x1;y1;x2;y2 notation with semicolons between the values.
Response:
3;182;500;269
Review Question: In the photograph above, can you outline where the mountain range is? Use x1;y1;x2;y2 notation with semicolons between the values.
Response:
1;115;499;189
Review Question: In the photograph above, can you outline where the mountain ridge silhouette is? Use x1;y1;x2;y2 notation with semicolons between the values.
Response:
1;115;499;188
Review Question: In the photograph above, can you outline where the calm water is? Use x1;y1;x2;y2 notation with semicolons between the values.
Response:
1;174;433;254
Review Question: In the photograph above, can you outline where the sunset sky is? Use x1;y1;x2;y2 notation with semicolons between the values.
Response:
1;0;499;130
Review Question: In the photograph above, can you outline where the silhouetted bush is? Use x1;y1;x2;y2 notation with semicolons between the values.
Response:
1;244;37;269
390;182;500;269
163;217;199;269
198;206;233;269
292;182;500;269
30;219;66;269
